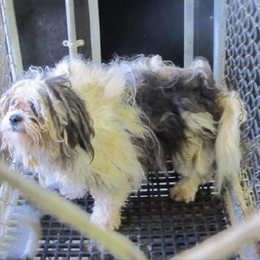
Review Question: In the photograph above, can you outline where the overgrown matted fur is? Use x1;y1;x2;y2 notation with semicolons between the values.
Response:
0;55;246;230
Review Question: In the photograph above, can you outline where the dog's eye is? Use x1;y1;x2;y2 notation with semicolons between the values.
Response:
30;103;37;115
11;99;17;106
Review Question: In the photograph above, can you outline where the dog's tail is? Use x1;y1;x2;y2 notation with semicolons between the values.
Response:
215;91;246;191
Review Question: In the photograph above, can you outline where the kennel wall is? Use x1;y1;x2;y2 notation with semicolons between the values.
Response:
0;0;259;259
224;0;260;214
218;0;260;256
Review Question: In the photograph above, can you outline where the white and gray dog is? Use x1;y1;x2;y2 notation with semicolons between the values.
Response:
0;55;246;230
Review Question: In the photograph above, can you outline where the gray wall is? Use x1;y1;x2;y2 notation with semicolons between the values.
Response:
14;0;213;69
99;0;213;66
14;0;91;69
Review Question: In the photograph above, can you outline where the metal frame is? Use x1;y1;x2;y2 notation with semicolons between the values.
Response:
0;4;11;90
213;0;226;89
63;0;101;63
88;0;101;64
63;0;84;58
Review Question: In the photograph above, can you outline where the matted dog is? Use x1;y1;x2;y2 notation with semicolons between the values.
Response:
0;55;246;230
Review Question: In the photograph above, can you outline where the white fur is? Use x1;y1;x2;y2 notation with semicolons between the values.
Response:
0;57;155;230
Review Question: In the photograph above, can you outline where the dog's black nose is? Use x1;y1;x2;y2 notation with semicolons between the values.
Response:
9;114;23;125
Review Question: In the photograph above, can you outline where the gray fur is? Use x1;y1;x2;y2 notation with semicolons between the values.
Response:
44;76;95;159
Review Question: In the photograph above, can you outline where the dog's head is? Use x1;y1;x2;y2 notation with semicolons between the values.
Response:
0;69;94;164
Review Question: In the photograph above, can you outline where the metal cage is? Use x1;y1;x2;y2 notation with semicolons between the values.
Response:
225;0;260;211
0;0;259;259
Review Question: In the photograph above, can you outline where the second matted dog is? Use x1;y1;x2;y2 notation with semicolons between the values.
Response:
0;55;246;230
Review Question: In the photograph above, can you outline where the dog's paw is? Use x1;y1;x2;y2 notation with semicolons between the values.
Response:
59;185;89;200
90;212;121;230
170;184;196;203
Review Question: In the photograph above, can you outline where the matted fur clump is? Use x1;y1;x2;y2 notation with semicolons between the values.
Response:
0;55;246;230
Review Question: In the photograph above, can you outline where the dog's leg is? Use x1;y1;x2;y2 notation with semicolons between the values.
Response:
169;110;217;203
59;183;89;199
170;138;215;203
170;173;212;203
90;183;132;230
170;175;199;203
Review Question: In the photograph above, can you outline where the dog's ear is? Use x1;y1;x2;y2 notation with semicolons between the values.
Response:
179;58;215;89
45;76;95;159
190;58;215;86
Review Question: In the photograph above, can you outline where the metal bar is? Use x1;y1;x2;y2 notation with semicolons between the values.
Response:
213;0;226;88
88;0;101;64
0;9;11;90
2;0;23;81
64;0;78;58
226;181;260;259
184;0;194;67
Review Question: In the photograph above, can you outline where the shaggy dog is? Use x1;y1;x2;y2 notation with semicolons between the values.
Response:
0;55;246;230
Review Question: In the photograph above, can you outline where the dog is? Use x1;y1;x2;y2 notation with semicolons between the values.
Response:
0;55;246;230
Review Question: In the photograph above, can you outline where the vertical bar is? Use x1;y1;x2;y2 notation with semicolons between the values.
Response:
0;11;10;90
213;0;226;88
65;0;78;58
184;0;194;67
88;0;101;64
2;0;23;81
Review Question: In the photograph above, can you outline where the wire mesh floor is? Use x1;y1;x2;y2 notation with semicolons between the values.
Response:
36;170;231;260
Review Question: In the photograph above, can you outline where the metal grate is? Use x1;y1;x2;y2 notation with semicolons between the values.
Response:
224;0;260;210
36;166;231;260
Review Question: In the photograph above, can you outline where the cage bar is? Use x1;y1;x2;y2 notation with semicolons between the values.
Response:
88;0;101;64
213;0;226;89
184;0;194;67
0;2;11;90
63;0;84;58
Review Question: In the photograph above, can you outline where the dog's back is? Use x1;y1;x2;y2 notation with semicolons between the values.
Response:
120;57;245;200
